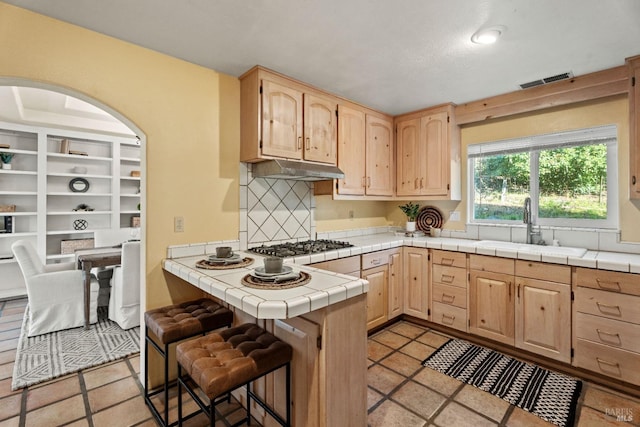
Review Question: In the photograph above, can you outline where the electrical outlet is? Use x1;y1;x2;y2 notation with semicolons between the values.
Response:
174;216;184;232
449;211;461;222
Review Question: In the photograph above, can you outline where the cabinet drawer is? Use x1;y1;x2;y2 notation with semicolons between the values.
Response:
432;265;467;288
432;302;467;332
575;287;640;324
311;255;360;275
575;267;640;296
575;312;640;353
432;250;466;268
433;283;466;308
469;254;514;275
574;339;640;386
361;248;399;269
515;260;571;284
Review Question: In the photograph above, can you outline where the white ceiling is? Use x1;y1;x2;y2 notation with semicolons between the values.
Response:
4;0;640;115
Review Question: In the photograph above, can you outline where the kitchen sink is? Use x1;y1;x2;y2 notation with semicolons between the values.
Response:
474;240;588;257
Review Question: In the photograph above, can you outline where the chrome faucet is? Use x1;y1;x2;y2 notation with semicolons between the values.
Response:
523;197;541;244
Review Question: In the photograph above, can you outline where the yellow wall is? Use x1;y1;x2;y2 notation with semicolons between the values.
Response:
314;196;389;231
0;2;241;308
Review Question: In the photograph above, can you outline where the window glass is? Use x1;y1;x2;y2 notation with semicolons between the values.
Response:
468;125;617;229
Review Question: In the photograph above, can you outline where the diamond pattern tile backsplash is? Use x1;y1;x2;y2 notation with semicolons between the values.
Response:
240;163;314;247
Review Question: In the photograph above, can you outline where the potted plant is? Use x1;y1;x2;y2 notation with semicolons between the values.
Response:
399;201;420;232
0;152;14;170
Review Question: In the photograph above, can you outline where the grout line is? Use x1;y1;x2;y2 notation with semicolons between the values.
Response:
78;371;95;427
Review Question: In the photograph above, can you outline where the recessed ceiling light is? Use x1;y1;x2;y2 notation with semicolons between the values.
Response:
471;26;506;44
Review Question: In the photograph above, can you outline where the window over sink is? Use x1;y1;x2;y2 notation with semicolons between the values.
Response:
468;125;618;229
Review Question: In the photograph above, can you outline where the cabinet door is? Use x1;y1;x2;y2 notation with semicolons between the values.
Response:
515;278;571;363
336;104;366;195
303;93;337;164
388;252;403;319
629;56;640;199
273;317;320;427
261;79;303;160
469;270;514;345
365;114;394;196
403;248;429;320
363;265;388;330
421;111;449;195
396;118;422;196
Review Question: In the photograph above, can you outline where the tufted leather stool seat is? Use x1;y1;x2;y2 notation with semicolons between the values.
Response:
176;323;292;427
144;298;233;426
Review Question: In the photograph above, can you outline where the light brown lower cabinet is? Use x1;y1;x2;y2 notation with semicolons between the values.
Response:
363;264;388;330
388;251;403;319
515;277;571;363
403;247;429;320
469;268;515;345
573;267;640;386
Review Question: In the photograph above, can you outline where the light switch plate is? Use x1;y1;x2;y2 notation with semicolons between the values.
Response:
449;211;461;222
174;216;184;232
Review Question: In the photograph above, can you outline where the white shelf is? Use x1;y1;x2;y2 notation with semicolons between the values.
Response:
120;157;141;163
0;232;38;238
120;194;140;198
120;176;141;181
47;192;113;197
46;229;97;236
0;148;37;156
0;169;37;175
0;212;37;216
47;152;112;162
120;210;141;214
47;210;112;216
47;172;112;179
0;191;37;196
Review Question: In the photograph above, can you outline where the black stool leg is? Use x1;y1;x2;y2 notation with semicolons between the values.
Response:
246;381;251;426
164;342;169;426
286;363;291;427
177;364;183;427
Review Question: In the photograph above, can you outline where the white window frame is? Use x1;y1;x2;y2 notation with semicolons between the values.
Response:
467;125;618;229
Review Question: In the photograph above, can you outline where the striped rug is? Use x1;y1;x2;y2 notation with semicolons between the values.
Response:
423;339;582;427
12;306;139;390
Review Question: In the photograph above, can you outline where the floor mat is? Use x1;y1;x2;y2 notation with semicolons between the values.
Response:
12;306;139;390
423;338;582;427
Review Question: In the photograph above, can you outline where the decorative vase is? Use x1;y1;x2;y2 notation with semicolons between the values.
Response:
2;163;11;170
406;221;416;232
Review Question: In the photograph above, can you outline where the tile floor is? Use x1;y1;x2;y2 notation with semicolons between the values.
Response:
1;298;639;427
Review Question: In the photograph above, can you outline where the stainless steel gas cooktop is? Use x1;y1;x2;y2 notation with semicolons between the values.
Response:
248;239;353;258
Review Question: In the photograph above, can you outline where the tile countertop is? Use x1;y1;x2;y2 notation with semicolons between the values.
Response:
163;252;369;319
163;232;640;319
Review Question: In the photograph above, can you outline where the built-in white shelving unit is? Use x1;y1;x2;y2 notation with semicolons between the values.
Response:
0;120;141;300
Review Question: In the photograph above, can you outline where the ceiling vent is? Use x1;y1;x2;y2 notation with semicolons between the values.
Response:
519;72;574;90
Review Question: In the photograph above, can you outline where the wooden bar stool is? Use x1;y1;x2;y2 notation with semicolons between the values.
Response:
144;298;233;426
176;323;293;427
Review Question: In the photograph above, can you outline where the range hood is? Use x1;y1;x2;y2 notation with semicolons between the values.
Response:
251;159;344;181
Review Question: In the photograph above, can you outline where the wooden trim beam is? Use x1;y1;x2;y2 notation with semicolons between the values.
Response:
455;66;629;125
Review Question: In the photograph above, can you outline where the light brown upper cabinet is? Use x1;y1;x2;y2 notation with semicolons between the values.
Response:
334;103;394;197
628;55;640;199
240;66;337;165
395;103;461;200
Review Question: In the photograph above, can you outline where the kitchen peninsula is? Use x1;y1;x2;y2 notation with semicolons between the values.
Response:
163;250;370;427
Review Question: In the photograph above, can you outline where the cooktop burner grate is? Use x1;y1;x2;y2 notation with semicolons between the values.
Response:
248;239;353;258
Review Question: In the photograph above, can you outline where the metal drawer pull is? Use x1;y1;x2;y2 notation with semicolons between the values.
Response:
441;293;455;303
442;313;455;325
305;137;310;150
596;357;621;370
441;274;455;283
596;328;622;344
595;278;621;291
596;302;621;314
441;258;455;266
297;136;302;150
371;259;381;265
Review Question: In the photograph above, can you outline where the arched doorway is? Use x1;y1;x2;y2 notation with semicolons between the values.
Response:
0;77;146;324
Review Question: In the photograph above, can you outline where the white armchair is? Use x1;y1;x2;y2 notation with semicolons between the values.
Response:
11;240;99;337
108;241;140;329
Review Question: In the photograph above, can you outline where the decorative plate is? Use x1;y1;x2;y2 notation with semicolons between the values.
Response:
416;206;443;232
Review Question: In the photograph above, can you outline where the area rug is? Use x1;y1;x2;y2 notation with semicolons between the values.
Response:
12;306;140;390
422;339;582;427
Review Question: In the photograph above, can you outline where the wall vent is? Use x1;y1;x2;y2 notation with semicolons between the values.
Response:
519;71;574;90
